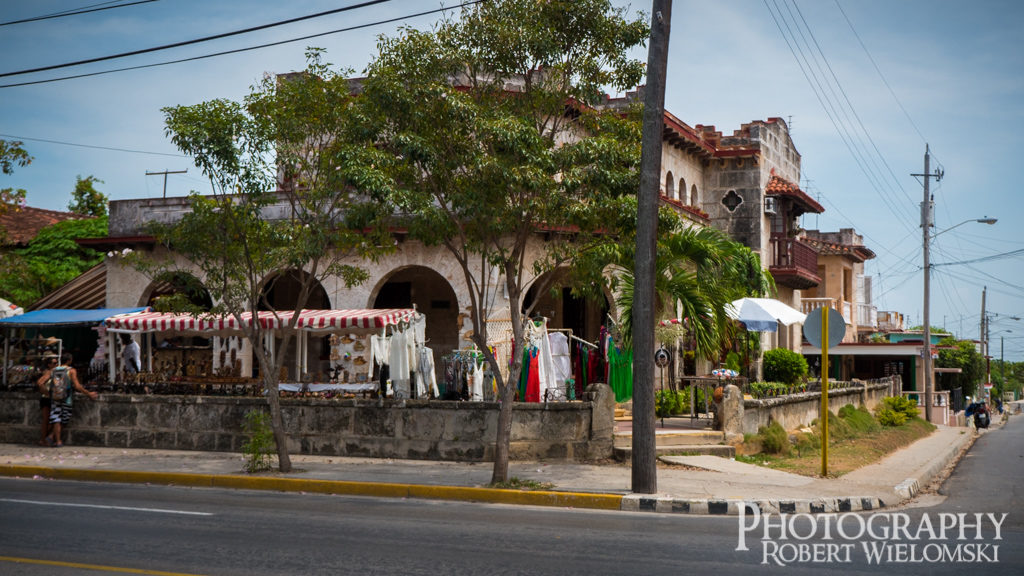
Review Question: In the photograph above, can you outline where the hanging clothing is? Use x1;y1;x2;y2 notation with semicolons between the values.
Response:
525;349;541;403
389;331;410;398
417;347;438;398
369;334;390;379
608;346;633;402
548;332;571;399
470;360;484;401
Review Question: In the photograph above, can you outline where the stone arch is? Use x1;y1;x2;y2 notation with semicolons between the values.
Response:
259;269;331;380
522;267;611;345
369;265;460;372
139;271;213;310
678;176;686;202
690;184;699;207
665;171;675;199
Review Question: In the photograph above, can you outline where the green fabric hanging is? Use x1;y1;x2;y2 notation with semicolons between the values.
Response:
608;347;633;402
518;348;530;401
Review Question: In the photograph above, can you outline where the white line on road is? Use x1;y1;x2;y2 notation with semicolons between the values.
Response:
0;498;214;516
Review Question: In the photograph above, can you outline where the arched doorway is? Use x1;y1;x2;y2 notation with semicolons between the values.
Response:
371;266;459;382
259;269;330;380
142;271;213;311
522;268;610;345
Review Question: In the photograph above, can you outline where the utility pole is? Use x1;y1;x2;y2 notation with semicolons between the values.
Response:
632;0;672;495
913;144;941;422
146;169;187;198
981;287;987;402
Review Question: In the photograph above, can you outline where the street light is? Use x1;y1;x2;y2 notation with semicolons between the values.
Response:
921;200;997;421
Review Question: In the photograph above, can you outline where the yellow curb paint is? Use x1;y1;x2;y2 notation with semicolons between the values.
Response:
0;465;623;511
0;555;206;576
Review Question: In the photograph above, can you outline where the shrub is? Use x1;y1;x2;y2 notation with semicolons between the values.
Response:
762;348;808;385
877;408;907;427
759;421;790;455
242;410;276;473
838;404;880;434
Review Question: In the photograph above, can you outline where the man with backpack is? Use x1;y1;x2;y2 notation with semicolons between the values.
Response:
37;353;97;447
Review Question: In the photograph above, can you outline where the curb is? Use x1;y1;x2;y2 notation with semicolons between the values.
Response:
893;427;977;500
0;465;623;512
621;494;885;515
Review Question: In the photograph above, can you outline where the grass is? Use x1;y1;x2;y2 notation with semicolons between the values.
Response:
738;404;936;478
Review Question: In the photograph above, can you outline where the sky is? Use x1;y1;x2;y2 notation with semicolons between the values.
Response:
2;0;1022;360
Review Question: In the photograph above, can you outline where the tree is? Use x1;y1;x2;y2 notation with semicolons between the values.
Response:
598;212;774;359
0;216;107;305
355;0;648;483
144;50;391;473
69;175;108;217
936;337;984;399
0;139;32;229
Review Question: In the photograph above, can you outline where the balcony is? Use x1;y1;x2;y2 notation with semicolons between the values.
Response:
801;298;853;325
768;235;820;290
857;303;878;330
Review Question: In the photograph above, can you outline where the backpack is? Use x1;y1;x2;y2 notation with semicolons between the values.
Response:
48;366;71;402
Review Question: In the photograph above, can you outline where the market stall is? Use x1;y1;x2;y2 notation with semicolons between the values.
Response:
0;307;149;387
104;308;429;397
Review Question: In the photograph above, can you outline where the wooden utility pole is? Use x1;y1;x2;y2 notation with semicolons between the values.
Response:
632;0;672;494
146;169;187;198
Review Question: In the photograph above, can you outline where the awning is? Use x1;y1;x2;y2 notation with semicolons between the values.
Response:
105;309;418;334
0;307;149;328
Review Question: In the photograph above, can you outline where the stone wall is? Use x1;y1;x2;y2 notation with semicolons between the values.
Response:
0;383;615;462
737;379;896;436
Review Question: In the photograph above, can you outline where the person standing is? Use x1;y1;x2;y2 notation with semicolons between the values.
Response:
34;353;58;445
42;353;97;447
122;334;141;375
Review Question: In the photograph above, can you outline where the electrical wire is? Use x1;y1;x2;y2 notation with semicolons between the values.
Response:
0;132;184;157
0;0;157;27
0;0;392;78
763;0;917;237
833;0;927;145
0;1;484;89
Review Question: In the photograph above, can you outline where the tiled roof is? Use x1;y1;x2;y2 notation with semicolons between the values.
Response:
802;236;876;262
764;170;824;214
0;205;88;246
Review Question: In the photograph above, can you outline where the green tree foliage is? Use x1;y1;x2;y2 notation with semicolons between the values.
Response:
586;211;774;360
935;337;984;399
353;0;648;483
68;175;108;217
0;216;107;305
762;347;808;385
145;50;391;473
0;139;32;232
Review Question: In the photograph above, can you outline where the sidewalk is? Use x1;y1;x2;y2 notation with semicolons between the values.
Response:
0;421;983;516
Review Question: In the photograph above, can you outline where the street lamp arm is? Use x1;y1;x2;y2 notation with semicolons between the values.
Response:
930;217;997;240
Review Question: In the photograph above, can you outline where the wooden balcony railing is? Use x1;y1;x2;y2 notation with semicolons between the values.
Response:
768;235;820;289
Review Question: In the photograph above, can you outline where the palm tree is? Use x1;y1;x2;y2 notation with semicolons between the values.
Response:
612;216;773;362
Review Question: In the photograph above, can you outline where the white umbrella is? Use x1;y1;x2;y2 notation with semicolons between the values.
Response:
725;297;806;333
0;297;23;319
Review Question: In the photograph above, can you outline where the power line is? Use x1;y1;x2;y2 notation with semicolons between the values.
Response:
834;0;927;144
933;247;1024;268
763;0;917;236
0;133;184;158
0;2;484;89
0;0;392;78
0;0;157;27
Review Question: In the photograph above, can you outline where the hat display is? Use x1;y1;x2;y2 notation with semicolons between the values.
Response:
42;352;59;360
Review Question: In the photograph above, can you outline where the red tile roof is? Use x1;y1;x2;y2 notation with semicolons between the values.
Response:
764;170;824;214
0;204;88;246
801;236;876;262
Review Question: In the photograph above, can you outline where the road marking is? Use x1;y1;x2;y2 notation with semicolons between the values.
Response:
0;498;213;516
0;555;207;575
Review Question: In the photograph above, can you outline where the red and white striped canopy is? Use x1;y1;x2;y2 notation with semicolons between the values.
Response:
105;309;417;334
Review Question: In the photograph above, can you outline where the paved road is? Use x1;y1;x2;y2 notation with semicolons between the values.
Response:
1;418;1022;575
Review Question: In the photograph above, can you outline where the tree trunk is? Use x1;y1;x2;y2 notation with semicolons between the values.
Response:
491;380;516;484
264;375;293;473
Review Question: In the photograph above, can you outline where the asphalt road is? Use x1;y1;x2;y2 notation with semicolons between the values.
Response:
0;417;1022;575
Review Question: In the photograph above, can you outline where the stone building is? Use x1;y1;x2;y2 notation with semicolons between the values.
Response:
92;95;828;382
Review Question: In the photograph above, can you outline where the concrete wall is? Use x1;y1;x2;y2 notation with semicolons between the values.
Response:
0;383;615;462
737;379;895;435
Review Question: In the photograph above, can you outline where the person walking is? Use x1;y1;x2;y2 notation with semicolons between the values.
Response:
41;353;97;447
34;353;58;446
122;334;141;375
